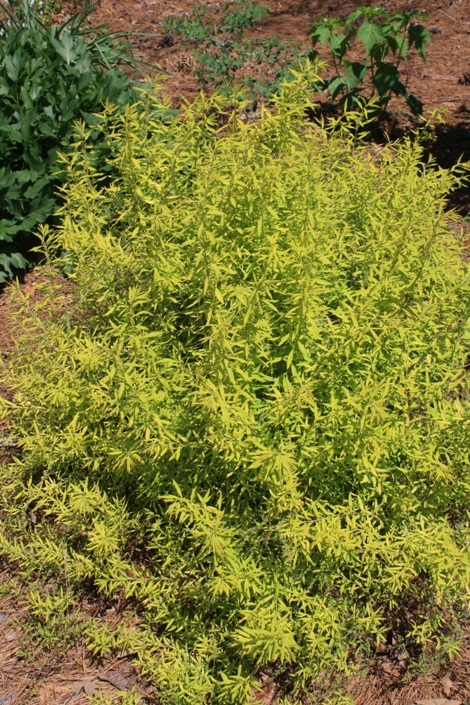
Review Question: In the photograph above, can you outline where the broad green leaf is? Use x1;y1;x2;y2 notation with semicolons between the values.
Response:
9;251;28;268
327;75;347;98
330;32;349;59
344;62;367;89
346;8;366;25
408;23;431;62
356;21;385;55
372;61;404;97
405;92;423;115
4;53;21;82
310;23;333;47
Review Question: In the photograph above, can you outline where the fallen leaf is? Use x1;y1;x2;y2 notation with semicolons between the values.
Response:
441;675;454;698
0;614;8;624
381;661;400;677
252;681;278;704
98;671;129;691
72;680;99;697
376;640;389;654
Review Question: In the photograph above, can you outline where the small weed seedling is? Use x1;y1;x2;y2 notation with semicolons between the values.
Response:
164;1;269;42
164;2;213;43
164;1;307;103
310;7;431;115
220;0;268;34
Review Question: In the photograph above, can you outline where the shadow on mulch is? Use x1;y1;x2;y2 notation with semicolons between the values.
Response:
424;105;470;217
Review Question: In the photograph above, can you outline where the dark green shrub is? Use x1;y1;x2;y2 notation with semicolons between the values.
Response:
0;0;139;282
1;67;469;703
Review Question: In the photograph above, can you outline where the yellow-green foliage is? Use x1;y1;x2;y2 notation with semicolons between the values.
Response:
1;65;470;703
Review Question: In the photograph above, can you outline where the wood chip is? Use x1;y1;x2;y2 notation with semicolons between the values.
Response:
98;671;129;691
0;695;15;705
381;661;400;677
4;630;20;643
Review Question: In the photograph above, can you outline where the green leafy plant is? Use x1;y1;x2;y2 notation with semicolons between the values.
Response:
164;1;269;41
23;584;88;651
192;34;306;105
34;0;64;26
219;0;268;34
0;0;139;282
164;2;213;44
310;7;431;115
1;66;469;704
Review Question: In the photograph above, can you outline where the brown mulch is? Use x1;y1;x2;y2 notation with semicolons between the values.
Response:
0;575;149;705
348;632;470;705
56;0;470;120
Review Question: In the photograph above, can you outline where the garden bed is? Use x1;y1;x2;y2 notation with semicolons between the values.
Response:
0;1;469;704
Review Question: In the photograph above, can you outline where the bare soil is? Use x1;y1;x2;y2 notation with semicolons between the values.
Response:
0;0;469;703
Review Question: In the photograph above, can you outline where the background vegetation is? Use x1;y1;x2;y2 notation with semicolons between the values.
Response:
0;0;437;283
164;0;305;103
309;7;431;114
0;0;138;282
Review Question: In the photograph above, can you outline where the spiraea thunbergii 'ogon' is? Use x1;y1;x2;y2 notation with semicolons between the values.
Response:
1;63;469;704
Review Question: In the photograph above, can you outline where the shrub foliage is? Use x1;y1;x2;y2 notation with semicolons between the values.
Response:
1;68;469;703
0;0;138;281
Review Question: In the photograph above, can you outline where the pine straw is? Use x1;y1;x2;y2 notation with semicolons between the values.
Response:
0;572;149;704
347;632;470;705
